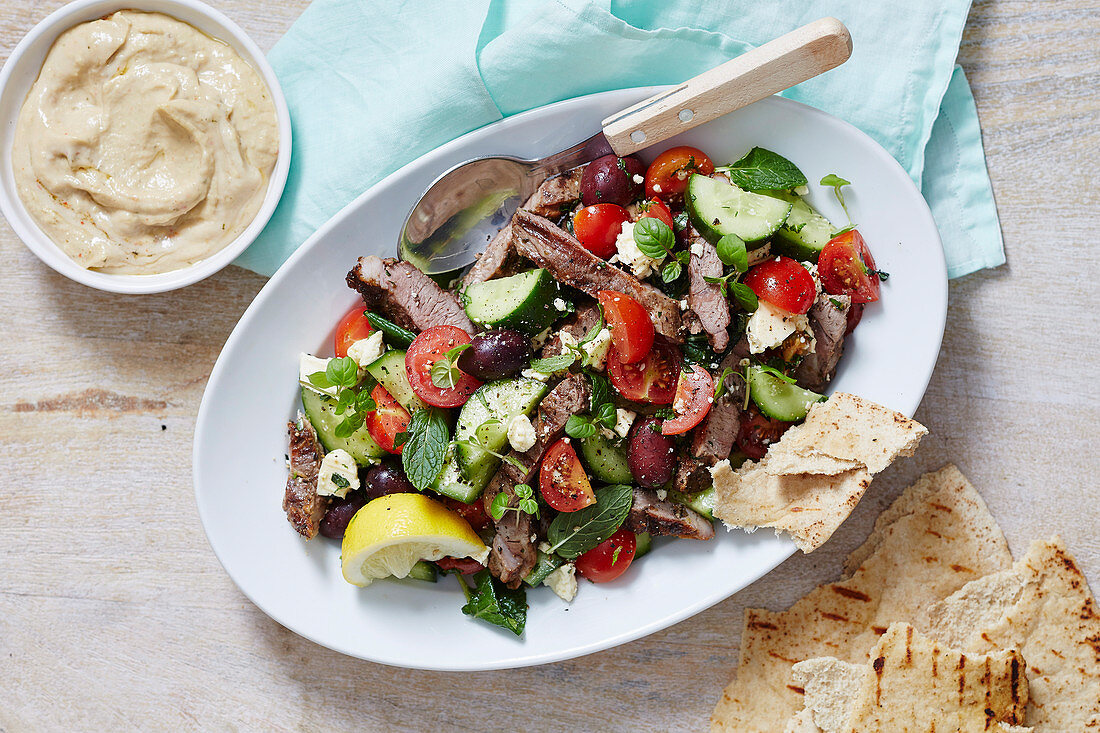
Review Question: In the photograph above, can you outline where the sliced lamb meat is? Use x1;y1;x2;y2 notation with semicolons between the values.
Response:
794;293;851;392
539;300;602;358
686;230;730;351
346;256;474;333
521;165;585;219
283;412;328;539
511;209;684;341
483;373;591;587
673;456;712;495
691;338;750;465
625;489;715;540
462;224;521;288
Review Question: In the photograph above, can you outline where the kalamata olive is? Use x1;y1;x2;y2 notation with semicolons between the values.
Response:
363;462;414;500
458;329;531;381
627;416;676;488
319;496;367;539
580;154;645;206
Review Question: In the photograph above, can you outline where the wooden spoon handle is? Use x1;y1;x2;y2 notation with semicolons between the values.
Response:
601;18;852;156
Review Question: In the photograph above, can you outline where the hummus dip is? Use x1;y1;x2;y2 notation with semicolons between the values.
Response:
11;10;279;274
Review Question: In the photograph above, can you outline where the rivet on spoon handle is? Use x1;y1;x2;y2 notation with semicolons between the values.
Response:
600;17;852;156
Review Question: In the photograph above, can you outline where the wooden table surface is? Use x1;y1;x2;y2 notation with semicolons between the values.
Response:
2;1;1097;730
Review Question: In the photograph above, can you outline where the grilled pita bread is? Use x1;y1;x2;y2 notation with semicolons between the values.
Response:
791;623;1029;733
927;537;1100;731
710;466;1012;732
712;393;925;552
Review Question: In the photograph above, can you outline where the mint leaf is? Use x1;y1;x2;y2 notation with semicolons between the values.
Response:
730;283;759;312
633;217;675;259
459;570;527;636
724;148;807;191
401;408;449;491
821;173;852;220
546;484;634;559
430;343;472;389
587;370;612;413
530;352;576;374
716;233;748;272
661;260;682;283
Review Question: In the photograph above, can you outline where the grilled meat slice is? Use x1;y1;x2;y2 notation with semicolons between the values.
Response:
794;293;851;392
673;456;713;494
347;255;474;332
284;412;328;539
462;223;521;288
691;338;750;465
483;373;591;587
511;209;684;341
522;165;585;218
686;230;730;350
625;488;715;540
539;300;602;358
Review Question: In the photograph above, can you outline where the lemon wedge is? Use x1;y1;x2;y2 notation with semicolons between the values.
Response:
341;493;490;587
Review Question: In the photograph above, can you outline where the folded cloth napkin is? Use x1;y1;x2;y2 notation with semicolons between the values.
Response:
237;0;1004;280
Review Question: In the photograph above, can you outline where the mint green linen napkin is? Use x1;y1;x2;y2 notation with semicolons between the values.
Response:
237;0;1003;280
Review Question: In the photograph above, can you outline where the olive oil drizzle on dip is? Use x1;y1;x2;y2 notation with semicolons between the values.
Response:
11;10;279;275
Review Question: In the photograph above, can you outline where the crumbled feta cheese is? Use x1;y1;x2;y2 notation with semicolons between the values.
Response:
614;221;663;279
652;183;663;194
656;489;668;501
632;173;644;185
679;298;689;311
746;300;811;354
794;185;810;196
553;298;568;312
689;241;704;257
543;563;578;602
614;408;636;438
507;414;537;452
803;261;823;296
298;354;338;397
558;330;578;351
346;330;384;369
530;326;552;349
581;327;612;370
316;449;359;498
538;542;551;553
521;368;550;382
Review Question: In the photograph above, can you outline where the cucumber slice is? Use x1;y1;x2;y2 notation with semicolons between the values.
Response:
747;365;826;421
433;460;481;504
364;349;427;413
299;387;386;464
579;432;633;484
524;550;566;587
686;174;793;246
463;269;562;334
772;195;836;261
668;485;717;521
633;531;653;558
406;560;438;583
454;378;550;495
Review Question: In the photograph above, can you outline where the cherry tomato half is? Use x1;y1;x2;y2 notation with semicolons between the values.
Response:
735;405;794;461
575;528;636;583
661;364;715;435
435;557;485;575
635;197;674;229
597;290;654;364
607;339;681;405
644;146;715;199
573;204;630;259
405;325;483;408
539;438;596;513
334;305;374;358
366;384;411;454
818;230;881;304
438;495;492;531
743;256;817;315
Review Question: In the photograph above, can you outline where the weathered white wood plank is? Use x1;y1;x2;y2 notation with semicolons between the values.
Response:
0;0;1097;730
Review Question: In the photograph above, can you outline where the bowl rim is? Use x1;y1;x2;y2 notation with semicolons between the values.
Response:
193;87;948;670
0;0;292;294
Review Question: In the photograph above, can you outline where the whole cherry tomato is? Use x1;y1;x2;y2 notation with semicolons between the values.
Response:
744;256;817;314
635;197;674;229
573;204;631;259
644;146;715;199
575;528;636;583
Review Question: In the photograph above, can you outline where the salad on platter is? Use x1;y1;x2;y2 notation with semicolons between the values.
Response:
283;144;885;635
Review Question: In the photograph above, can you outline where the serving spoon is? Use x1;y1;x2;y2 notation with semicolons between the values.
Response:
399;17;852;275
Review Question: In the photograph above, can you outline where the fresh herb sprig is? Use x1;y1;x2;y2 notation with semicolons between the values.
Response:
458;570;527;636
489;483;539;521
399;407;450;490
431;343;472;389
721;147;807;191
308;357;377;438
703;234;759;313
713;366;741;400
820;173;855;232
453;417;527;472
564;402;616;440
633;218;689;283
545;484;634;559
528;316;605;374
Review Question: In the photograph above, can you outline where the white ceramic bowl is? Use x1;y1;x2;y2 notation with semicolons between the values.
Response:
0;0;291;294
194;89;947;670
